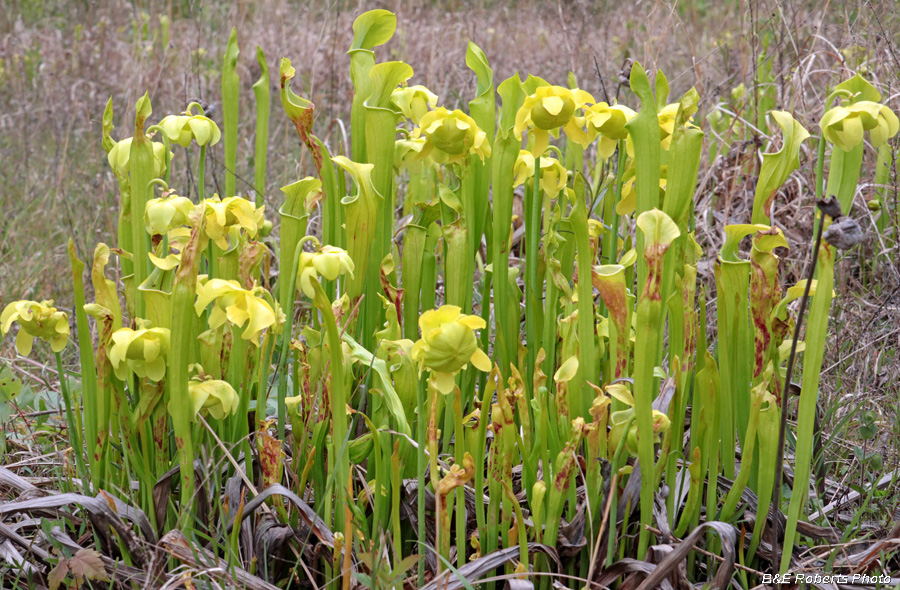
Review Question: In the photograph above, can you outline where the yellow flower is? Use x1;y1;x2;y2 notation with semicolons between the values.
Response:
149;227;192;270
1;300;69;355
394;136;433;173
616;166;667;216
605;383;670;456
417;108;491;165
512;150;568;197
583;102;636;158
391;85;438;124
158;112;222;148
108;319;170;382
200;195;265;249
194;278;280;345
185;366;239;421
296;245;355;298
144;191;195;236
107;137;171;178
514;85;595;155
656;96;697;151
820;101;900;152
411;305;491;394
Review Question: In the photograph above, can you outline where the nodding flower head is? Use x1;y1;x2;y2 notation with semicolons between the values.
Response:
391;85;438;125
605;382;671;456
513;150;568;197
1;300;69;356
583;102;636;157
158;108;222;148
656;101;698;150
820;101;899;152
107;137;171;178
200;195;265;249
411;305;491;394
108;319;170;382
514;85;595;155
394;136;433;173
145;191;195;236
194;278;281;345
149;227;192;270
183;365;239;421
416;108;491;165
296;245;355;298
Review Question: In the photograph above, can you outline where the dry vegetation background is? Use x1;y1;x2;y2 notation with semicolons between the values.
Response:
1;0;899;497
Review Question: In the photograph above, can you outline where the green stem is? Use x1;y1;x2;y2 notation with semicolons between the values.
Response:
197;144;207;203
312;278;348;537
525;158;542;386
454;388;466;567
56;352;87;490
416;374;427;588
168;220;205;532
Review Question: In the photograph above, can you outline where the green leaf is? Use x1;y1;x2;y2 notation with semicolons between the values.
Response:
278;177;318;311
341;334;411;438
835;73;881;103
781;239;835;572
466;42;493;97
222;27;240;197
279;58;313;121
0;366;23;401
496;73;524;132
625;63;661;309
350;9;397;51
751;111;810;224
655;69;670;110
720;224;770;262
101;98;115;154
252;46;270;205
134;92;152;127
521;73;551;95
365;62;414;110
333;156;383;299
636;209;680;248
466;41;495;276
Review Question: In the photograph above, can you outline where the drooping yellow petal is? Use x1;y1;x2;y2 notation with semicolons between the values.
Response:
470;348;492;372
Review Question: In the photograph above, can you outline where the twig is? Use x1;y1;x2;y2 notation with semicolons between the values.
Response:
593;56;610;105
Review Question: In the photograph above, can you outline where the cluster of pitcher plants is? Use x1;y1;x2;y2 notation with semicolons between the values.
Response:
2;9;897;588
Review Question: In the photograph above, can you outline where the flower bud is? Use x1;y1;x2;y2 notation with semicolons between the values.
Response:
145;192;195;236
